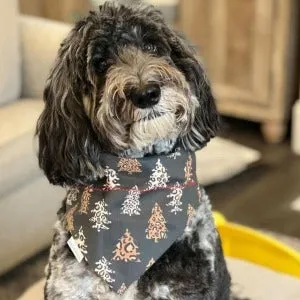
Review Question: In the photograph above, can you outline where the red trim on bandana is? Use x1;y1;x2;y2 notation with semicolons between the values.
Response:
75;180;196;193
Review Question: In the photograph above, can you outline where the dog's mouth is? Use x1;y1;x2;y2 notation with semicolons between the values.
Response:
128;110;178;150
130;107;169;123
136;111;167;122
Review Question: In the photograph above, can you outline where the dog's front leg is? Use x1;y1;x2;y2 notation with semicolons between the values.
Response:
183;189;218;272
182;188;231;300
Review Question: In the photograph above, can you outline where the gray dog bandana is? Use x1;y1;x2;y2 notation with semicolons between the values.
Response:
65;147;202;294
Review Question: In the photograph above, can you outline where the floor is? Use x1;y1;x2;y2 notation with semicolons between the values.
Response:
0;250;48;300
208;117;300;239
1;118;300;300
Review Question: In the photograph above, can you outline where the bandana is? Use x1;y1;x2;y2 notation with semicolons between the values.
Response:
65;147;201;294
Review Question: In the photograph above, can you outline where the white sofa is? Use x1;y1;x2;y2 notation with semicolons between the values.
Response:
0;1;71;275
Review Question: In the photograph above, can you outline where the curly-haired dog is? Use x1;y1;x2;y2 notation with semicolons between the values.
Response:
36;1;231;299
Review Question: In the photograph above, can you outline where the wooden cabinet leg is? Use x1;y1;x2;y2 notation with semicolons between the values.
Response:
261;121;287;143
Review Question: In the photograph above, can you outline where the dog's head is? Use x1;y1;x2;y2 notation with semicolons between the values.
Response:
36;1;219;185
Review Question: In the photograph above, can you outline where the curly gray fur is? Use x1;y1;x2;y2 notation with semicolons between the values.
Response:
37;1;229;299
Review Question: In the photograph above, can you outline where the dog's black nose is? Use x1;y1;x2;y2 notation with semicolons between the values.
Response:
130;84;161;109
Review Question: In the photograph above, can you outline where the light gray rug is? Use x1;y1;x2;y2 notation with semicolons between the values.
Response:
228;258;300;300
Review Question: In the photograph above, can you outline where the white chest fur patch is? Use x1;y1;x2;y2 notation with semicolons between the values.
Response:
151;284;173;299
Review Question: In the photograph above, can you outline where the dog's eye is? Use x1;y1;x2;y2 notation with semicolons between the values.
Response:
92;56;109;73
143;44;158;53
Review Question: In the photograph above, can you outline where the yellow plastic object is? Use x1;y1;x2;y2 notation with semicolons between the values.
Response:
213;212;300;278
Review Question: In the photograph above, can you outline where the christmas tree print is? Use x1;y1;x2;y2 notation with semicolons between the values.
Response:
66;187;79;206
146;258;155;270
66;204;78;232
89;200;111;232
187;203;196;226
118;158;142;174
184;155;194;184
148;159;170;190
103;167;120;190
74;226;87;254
167;147;182;160
121;185;141;216
112;229;140;262
78;185;93;214
117;283;127;295
95;256;115;284
146;203;168;243
166;182;183;215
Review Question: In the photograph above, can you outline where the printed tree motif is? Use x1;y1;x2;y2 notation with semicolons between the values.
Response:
121;185;141;216
184;155;194;184
89;199;111;232
187;204;196;226
166;182;183;215
117;283;127;295
118;158;142;174
167;147;182;160
66;204;78;232
112;229;140;262
66;187;79;206
95;256;115;284
148;159;170;190
104;167;120;190
146;258;155;270
146;203;168;243
74;226;87;254
78;185;93;214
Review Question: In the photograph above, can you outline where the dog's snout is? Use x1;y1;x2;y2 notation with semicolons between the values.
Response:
129;84;161;109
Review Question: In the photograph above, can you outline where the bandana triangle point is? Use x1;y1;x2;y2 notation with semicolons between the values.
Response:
66;149;201;291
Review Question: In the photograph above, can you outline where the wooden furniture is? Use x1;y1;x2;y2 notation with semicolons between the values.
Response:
19;0;92;23
19;0;177;23
179;0;299;143
292;84;300;154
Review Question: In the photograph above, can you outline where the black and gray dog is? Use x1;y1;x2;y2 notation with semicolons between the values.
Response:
36;1;231;299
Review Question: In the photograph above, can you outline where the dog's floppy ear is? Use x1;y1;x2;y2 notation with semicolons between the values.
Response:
36;22;103;186
167;31;220;150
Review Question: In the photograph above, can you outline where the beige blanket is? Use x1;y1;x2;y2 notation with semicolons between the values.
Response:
196;137;260;186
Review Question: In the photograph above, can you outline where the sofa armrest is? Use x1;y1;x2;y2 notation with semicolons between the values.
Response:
19;16;72;99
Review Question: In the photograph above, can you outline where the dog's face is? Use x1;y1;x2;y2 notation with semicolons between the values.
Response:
95;46;192;152
37;2;219;185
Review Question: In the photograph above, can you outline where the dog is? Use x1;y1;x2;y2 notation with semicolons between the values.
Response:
36;1;231;299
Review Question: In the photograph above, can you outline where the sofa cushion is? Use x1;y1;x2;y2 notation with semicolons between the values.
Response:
0;99;44;198
0;176;64;275
0;99;44;147
20;16;71;99
0;132;41;199
0;0;21;105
